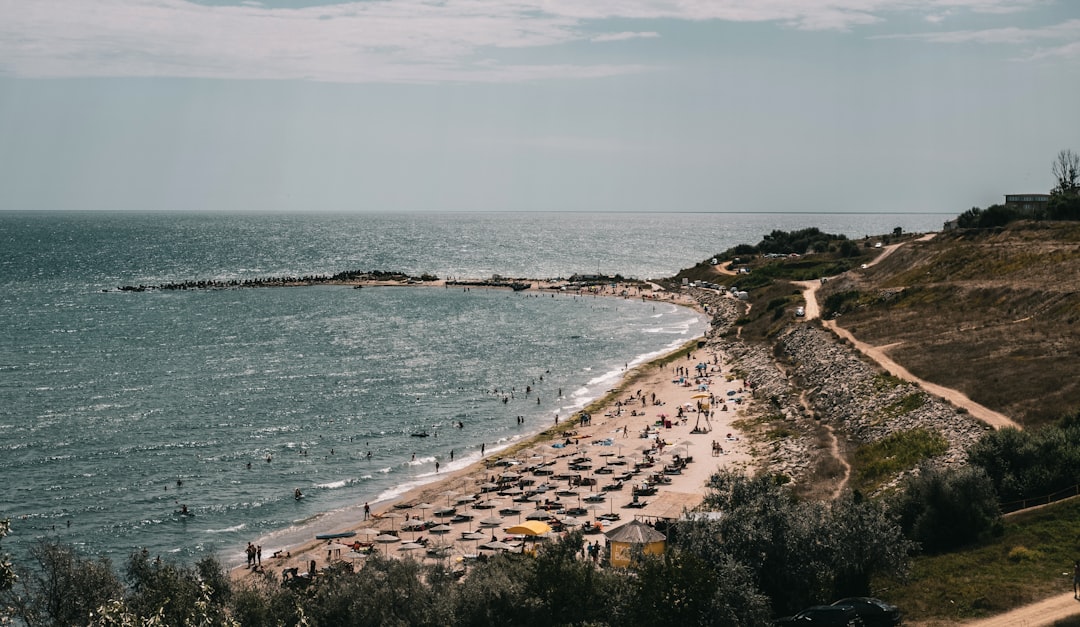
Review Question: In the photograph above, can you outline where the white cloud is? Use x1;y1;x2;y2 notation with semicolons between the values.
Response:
878;18;1080;45
0;0;1062;83
591;31;660;43
1026;40;1080;60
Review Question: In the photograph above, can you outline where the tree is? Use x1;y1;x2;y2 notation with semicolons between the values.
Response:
1052;149;1079;195
124;549;233;626
895;465;1002;553
0;518;15;625
5;540;122;627
696;471;911;616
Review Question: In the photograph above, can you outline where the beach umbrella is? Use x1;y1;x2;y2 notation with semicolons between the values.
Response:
413;502;436;515
461;531;487;541
691;393;711;399
479;482;499;492
429;524;453;534
505;521;552;536
375;533;401;556
500;486;524;496
379;511;403;532
399;542;425;552
525;509;551;521
479;540;515;552
478;516;504;528
439;490;460;506
354;528;381;539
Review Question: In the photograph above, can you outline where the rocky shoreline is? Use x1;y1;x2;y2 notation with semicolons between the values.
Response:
690;286;987;492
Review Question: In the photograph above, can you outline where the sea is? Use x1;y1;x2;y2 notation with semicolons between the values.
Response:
0;211;950;567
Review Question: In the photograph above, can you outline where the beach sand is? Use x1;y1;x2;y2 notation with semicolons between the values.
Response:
233;332;757;582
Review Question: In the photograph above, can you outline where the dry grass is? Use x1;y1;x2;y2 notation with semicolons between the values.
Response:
816;222;1080;429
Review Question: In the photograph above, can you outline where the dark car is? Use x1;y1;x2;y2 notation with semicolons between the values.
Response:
775;604;863;626
831;597;901;627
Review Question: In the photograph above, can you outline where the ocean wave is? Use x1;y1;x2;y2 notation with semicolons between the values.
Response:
315;478;356;490
205;523;247;534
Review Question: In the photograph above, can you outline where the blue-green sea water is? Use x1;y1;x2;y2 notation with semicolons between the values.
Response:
0;211;949;565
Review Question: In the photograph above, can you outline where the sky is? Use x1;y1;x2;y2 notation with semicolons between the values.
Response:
0;0;1078;213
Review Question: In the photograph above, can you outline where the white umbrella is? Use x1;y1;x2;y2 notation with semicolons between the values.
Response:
375;533;401;556
479;540;515;552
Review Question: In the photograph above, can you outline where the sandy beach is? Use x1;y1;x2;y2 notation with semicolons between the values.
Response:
232;316;757;582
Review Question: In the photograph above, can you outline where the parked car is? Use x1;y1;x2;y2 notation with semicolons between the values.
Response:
775;604;863;626
795;306;805;317
831;598;901;627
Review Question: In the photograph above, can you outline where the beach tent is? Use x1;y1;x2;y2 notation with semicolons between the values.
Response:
603;520;666;568
505;520;552;536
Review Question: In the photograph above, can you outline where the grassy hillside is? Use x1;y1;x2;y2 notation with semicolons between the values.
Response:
817;222;1080;428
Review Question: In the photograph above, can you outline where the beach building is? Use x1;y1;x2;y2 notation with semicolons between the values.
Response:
1004;194;1050;214
604;519;666;568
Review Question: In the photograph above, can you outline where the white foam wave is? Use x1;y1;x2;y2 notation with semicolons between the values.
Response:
206;523;247;534
316;479;352;490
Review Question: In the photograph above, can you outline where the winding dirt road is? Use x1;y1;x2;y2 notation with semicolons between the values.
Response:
793;238;1019;431
795;238;1078;625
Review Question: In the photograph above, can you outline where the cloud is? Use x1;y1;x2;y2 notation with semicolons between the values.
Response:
0;0;1061;84
1026;40;1080;61
591;31;660;43
877;18;1080;46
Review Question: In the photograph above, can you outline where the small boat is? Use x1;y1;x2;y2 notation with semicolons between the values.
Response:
410;431;430;438
315;531;357;540
510;282;531;291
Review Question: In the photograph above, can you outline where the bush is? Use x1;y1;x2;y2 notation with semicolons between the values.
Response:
895;465;1002;554
967;412;1080;504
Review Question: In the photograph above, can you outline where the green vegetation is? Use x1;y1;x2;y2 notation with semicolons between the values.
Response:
967;411;1080;507
0;519;14;595
852;428;948;492
882;496;1080;622
955;149;1080;227
871;373;905;391
894;465;1002;555
821;289;865;318
881;392;927;420
0;473;915;627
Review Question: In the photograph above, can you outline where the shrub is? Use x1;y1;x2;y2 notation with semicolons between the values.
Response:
895;465;1002;554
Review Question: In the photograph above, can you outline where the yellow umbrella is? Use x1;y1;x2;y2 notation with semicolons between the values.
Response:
505;520;552;536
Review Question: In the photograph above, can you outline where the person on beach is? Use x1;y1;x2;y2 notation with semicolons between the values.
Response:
1074;560;1080;598
435;461;440;473
364;502;370;520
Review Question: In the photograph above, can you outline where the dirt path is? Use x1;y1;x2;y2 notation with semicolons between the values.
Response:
798;236;1070;625
954;592;1080;627
794;237;1020;432
820;319;1019;430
